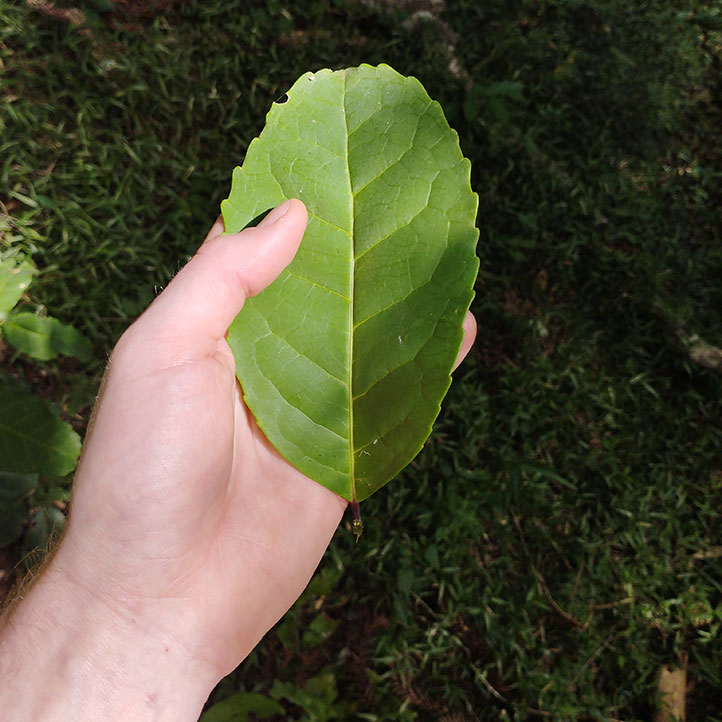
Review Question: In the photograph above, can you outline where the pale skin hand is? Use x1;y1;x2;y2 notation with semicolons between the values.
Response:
0;199;476;722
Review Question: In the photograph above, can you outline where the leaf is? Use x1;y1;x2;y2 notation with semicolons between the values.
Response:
0;471;38;547
301;612;339;649
199;692;284;722
0;257;35;322
23;503;66;553
3;311;93;362
0;385;82;478
222;64;479;502
270;669;347;722
0;470;38;505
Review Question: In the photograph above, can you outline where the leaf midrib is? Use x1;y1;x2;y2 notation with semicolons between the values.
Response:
342;70;357;503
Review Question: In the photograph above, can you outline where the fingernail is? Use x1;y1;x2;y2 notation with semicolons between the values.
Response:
258;200;292;228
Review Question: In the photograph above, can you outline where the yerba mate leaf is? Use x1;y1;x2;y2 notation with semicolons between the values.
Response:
222;64;478;502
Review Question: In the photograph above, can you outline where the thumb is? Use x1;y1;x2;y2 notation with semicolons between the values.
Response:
135;199;308;354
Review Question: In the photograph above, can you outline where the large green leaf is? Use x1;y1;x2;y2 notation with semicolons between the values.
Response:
0;257;34;322
0;385;82;478
222;64;478;502
3;311;93;361
0;471;38;547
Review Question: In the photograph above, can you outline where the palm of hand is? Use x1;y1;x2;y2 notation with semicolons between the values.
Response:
57;203;345;677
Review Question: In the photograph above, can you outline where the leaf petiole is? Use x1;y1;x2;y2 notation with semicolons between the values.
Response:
350;499;363;541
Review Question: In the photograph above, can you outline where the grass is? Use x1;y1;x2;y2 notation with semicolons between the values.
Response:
2;0;722;719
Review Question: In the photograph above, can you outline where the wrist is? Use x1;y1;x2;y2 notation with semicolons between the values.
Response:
0;552;218;722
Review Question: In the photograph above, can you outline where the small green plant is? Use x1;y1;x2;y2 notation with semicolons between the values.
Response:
0;256;92;363
199;691;283;722
0;254;91;553
270;668;353;722
200;562;346;721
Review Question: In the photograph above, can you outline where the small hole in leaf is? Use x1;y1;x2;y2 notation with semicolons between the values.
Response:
274;93;289;104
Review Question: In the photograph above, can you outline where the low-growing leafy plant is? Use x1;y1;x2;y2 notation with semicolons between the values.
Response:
198;691;283;722
270;669;353;722
0;256;92;363
0;254;90;552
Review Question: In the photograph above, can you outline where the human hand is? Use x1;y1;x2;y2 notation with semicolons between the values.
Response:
0;199;476;721
59;200;349;678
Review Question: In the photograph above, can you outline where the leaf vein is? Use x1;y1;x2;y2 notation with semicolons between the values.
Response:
307;211;351;237
353;273;440;330
0;419;76;459
350;106;429;196
266;329;347;386
353;183;439;263
286;271;350;302
346;98;432;139
352;298;451;399
259;372;348;442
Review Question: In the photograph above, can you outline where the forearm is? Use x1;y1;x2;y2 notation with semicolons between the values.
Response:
0;556;216;722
